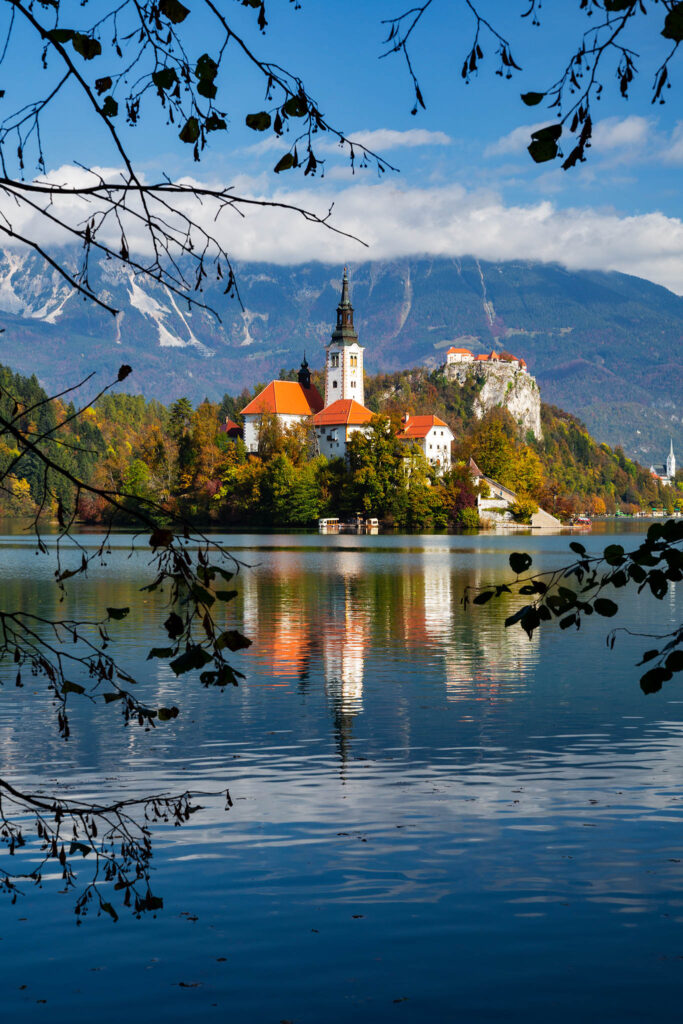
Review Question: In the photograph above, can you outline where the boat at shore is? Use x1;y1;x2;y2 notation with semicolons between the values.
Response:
319;515;379;534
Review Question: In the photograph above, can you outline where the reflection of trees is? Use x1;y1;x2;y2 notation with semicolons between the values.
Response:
241;560;314;684
237;547;540;768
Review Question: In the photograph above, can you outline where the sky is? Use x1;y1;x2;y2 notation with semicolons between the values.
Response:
5;1;683;293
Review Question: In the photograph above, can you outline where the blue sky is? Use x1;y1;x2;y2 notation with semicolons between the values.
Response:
5;1;683;291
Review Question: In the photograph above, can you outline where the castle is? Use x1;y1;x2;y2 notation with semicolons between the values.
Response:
241;270;455;472
443;342;542;440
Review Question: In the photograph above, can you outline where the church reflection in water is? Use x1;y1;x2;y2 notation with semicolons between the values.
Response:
238;548;540;747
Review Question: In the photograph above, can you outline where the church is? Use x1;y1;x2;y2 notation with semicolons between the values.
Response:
241;269;452;470
650;440;676;486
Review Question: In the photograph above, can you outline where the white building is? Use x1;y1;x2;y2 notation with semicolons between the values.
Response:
397;414;454;473
325;267;366;406
312;399;374;460
468;457;560;528
650;440;677;486
239;357;323;453
445;346;475;366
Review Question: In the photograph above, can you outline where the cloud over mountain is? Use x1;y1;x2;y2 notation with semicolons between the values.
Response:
4;165;683;295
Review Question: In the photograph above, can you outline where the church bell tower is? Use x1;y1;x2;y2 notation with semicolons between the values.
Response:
667;439;676;481
325;268;365;406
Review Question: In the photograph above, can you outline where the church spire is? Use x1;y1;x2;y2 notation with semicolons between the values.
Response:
331;267;358;345
297;351;311;390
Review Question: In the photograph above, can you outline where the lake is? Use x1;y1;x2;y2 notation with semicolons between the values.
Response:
1;524;682;1023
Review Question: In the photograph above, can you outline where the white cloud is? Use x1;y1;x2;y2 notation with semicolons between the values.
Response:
661;121;683;164
485;116;653;160
484;122;547;158
4;166;683;296
592;115;652;150
243;134;290;156
244;127;451;162
334;128;451;152
210;180;683;294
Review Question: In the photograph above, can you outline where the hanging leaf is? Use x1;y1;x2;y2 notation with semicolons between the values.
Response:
274;153;295;173
528;123;562;163
195;54;218;82
152;67;178;91
662;3;683;42
283;95;307;118
71;33;102;60
157;706;180;721
169;645;213;676
216;629;252;652
62;681;86;695
509;551;533;575
205;114;226;131
101;96;118;117
246;111;271;131
159;0;190;23
594;598;618;617
179;116;200;144
46;28;75;44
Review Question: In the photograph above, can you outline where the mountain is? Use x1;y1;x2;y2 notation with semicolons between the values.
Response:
0;250;681;462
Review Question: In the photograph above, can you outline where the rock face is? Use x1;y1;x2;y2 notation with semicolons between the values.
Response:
446;361;543;440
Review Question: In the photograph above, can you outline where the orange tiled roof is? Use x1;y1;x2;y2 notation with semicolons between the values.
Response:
447;347;473;355
398;414;451;440
311;399;374;427
240;380;324;417
474;353;489;361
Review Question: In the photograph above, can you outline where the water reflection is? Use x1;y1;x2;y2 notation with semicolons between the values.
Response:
2;529;683;1024
238;547;539;739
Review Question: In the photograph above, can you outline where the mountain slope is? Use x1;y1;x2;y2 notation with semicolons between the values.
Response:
0;251;680;462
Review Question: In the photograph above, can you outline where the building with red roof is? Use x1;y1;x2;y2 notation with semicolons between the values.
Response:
240;357;323;453
446;346;474;366
219;417;243;439
397;414;454;473
311;398;374;459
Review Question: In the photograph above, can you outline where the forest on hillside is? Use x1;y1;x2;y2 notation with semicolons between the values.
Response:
0;364;676;531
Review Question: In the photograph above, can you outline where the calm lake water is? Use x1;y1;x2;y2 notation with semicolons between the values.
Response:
1;524;682;1022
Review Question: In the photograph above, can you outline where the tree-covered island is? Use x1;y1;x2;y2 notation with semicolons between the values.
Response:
0;359;676;534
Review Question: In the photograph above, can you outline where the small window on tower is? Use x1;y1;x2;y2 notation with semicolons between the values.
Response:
333;380;338;388
350;354;357;367
351;380;356;387
331;353;340;368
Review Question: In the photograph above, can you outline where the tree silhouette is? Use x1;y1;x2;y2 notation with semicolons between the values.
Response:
382;1;683;169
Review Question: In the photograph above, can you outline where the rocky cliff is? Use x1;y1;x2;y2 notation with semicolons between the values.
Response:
446;362;542;440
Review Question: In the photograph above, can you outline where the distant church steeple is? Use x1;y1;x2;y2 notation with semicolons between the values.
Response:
298;352;311;390
325;268;365;406
667;438;676;480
